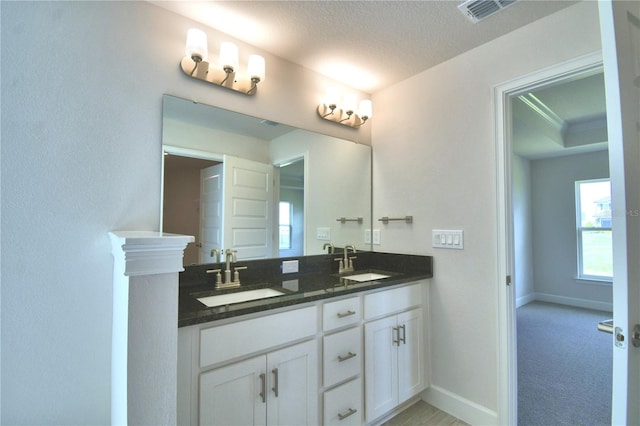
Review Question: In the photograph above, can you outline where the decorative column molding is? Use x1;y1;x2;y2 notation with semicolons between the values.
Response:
110;231;194;276
109;231;194;425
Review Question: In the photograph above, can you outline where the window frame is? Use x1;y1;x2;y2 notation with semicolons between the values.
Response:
575;178;613;283
278;201;293;250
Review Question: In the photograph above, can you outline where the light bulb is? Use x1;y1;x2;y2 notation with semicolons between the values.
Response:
185;29;208;62
343;94;357;115
359;100;373;119
219;42;239;72
325;87;340;108
248;55;266;82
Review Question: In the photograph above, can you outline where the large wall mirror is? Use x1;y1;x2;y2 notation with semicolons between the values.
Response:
161;95;372;265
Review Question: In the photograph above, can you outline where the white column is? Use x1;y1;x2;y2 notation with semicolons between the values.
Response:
109;231;194;425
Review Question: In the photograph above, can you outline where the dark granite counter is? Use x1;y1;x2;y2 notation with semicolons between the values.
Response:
178;252;433;327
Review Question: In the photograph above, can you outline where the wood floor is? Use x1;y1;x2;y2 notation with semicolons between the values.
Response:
383;401;469;426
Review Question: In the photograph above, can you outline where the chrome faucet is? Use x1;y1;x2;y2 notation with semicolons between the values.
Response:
323;242;335;254
336;244;357;274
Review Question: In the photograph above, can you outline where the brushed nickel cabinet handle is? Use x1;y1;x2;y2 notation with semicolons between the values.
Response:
337;352;357;362
400;324;407;344
272;368;279;397
392;326;399;346
338;408;357;420
337;310;356;318
259;373;266;403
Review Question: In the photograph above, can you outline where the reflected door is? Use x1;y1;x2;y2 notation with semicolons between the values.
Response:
200;155;275;262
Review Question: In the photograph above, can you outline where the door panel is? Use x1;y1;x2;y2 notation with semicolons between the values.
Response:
365;315;398;421
267;340;318;426
200;164;223;263
397;309;424;403
598;1;640;424
224;156;275;260
199;356;266;426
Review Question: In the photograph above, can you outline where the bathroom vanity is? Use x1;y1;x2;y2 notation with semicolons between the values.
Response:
177;252;432;425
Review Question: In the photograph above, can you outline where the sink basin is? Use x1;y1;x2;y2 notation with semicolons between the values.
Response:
342;272;391;282
197;288;285;308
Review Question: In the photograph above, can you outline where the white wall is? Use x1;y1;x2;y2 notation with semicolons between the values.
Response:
0;2;369;423
531;150;612;311
371;2;601;422
513;155;535;307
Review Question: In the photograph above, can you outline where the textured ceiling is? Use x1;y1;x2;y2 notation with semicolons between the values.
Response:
152;0;577;93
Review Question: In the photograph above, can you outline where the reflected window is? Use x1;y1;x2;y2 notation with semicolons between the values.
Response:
575;179;612;281
279;202;292;250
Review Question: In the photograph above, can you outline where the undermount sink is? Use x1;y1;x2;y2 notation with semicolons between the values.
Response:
197;288;286;308
342;272;391;282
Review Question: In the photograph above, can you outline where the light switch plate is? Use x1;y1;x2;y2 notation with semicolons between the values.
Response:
432;230;464;249
364;229;371;244
316;227;331;241
282;260;299;274
372;229;381;245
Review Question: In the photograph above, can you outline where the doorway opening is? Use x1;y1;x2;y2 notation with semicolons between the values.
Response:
494;52;611;424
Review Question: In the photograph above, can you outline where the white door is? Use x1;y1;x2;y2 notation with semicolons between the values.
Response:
199;163;223;263
364;315;398;421
598;1;640;424
222;155;275;261
199;356;266;426
199;156;275;263
397;308;424;404
266;340;318;426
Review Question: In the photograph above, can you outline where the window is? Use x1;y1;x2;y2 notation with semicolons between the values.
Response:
575;179;612;281
279;202;292;250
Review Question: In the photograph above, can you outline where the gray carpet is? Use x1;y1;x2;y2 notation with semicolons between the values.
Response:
517;301;612;426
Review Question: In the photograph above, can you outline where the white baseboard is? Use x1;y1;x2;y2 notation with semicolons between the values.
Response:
516;293;536;308
532;292;613;312
422;385;497;426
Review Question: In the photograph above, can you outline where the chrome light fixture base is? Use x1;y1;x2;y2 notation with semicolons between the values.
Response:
180;57;259;96
317;104;368;128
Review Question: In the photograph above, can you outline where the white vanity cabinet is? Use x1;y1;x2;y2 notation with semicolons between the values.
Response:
363;284;425;422
178;305;318;426
178;280;429;426
199;339;318;426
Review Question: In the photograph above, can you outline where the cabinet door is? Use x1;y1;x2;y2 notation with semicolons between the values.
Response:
266;339;318;426
199;356;266;426
364;315;398;421
397;308;424;403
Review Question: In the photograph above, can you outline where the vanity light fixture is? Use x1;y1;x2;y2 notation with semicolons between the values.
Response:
181;28;266;96
317;88;372;128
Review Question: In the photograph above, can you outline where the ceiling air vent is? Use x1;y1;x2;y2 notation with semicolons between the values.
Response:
458;0;518;23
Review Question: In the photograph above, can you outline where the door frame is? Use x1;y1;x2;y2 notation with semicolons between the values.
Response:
493;51;604;425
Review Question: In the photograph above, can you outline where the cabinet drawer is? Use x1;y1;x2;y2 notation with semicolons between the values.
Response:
323;378;362;426
364;283;422;319
200;306;316;368
323;297;361;331
323;327;361;387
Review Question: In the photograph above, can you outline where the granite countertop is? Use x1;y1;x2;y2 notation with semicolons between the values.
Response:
178;252;433;327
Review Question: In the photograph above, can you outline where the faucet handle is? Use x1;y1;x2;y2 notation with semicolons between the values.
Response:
206;268;222;285
233;266;247;284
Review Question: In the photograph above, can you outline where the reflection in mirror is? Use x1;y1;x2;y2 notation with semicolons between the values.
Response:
161;95;372;265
